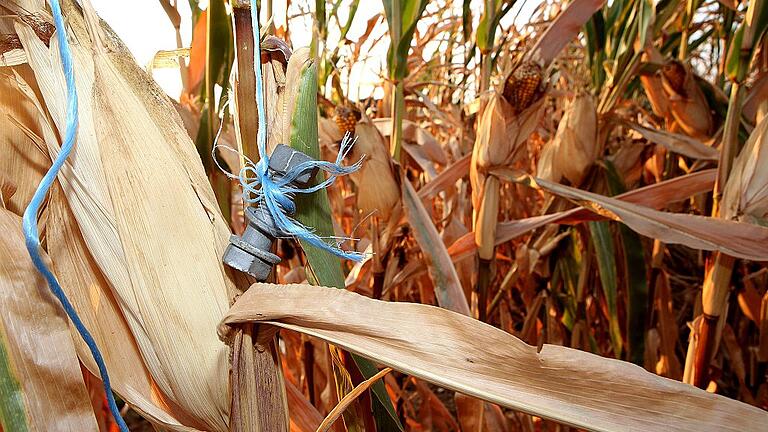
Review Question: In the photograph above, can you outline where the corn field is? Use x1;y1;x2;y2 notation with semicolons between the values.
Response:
1;0;768;430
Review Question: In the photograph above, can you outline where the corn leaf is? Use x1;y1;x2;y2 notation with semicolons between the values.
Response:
0;208;99;432
403;180;472;315
221;283;768;432
287;53;403;432
497;171;768;261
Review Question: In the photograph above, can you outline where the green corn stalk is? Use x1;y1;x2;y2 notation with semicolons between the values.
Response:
288;57;404;432
382;0;428;161
194;0;233;220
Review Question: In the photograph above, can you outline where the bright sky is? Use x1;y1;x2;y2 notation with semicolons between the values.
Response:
90;1;542;101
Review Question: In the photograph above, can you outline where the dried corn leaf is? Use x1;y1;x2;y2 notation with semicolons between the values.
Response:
527;0;607;65
220;283;768;432
0;208;98;432
403;180;471;316
622;121;718;160
350;122;400;221
499;171;768;261
17;9;234;430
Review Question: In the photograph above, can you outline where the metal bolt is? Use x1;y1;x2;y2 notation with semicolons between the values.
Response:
222;144;319;280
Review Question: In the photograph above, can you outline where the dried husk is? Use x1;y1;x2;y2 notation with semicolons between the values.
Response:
721;115;768;222
474;176;500;261
47;185;205;431
536;92;598;185
0;208;99;432
471;92;515;175
470;92;543;207
16;6;234;430
221;283;768;432
348;121;400;221
660;61;713;138
0;65;52;216
639;48;671;119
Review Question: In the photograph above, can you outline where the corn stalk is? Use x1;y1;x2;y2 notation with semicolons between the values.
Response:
382;0;428;160
686;0;768;388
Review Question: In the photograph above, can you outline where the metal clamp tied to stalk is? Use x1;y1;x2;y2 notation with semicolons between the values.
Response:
222;144;319;280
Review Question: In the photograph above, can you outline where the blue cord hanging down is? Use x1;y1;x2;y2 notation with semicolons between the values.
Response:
21;1;129;431
245;0;365;262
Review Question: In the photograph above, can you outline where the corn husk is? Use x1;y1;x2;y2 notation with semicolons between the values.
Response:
470;92;543;207
536;92;598;185
0;65;51;216
660;60;713;138
474;176;500;260
721;115;768;222
15;4;234;429
348;121;400;221
47;185;204;430
639;48;671;119
221;283;768;432
0;208;99;431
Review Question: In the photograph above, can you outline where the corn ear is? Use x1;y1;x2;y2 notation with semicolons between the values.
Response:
721;115;768;223
660;60;713;138
639;49;671;119
17;6;235;429
475;176;500;261
537;92;598;186
349;121;400;221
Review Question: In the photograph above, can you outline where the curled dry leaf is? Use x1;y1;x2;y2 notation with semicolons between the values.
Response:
403;180;471;316
220;283;768;432
502;172;768;261
0;208;99;432
622;120;718;160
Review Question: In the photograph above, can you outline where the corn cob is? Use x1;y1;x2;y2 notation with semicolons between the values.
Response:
503;61;543;113
334;104;359;136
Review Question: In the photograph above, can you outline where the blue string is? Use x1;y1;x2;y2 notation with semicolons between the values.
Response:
21;1;129;430
246;1;364;262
